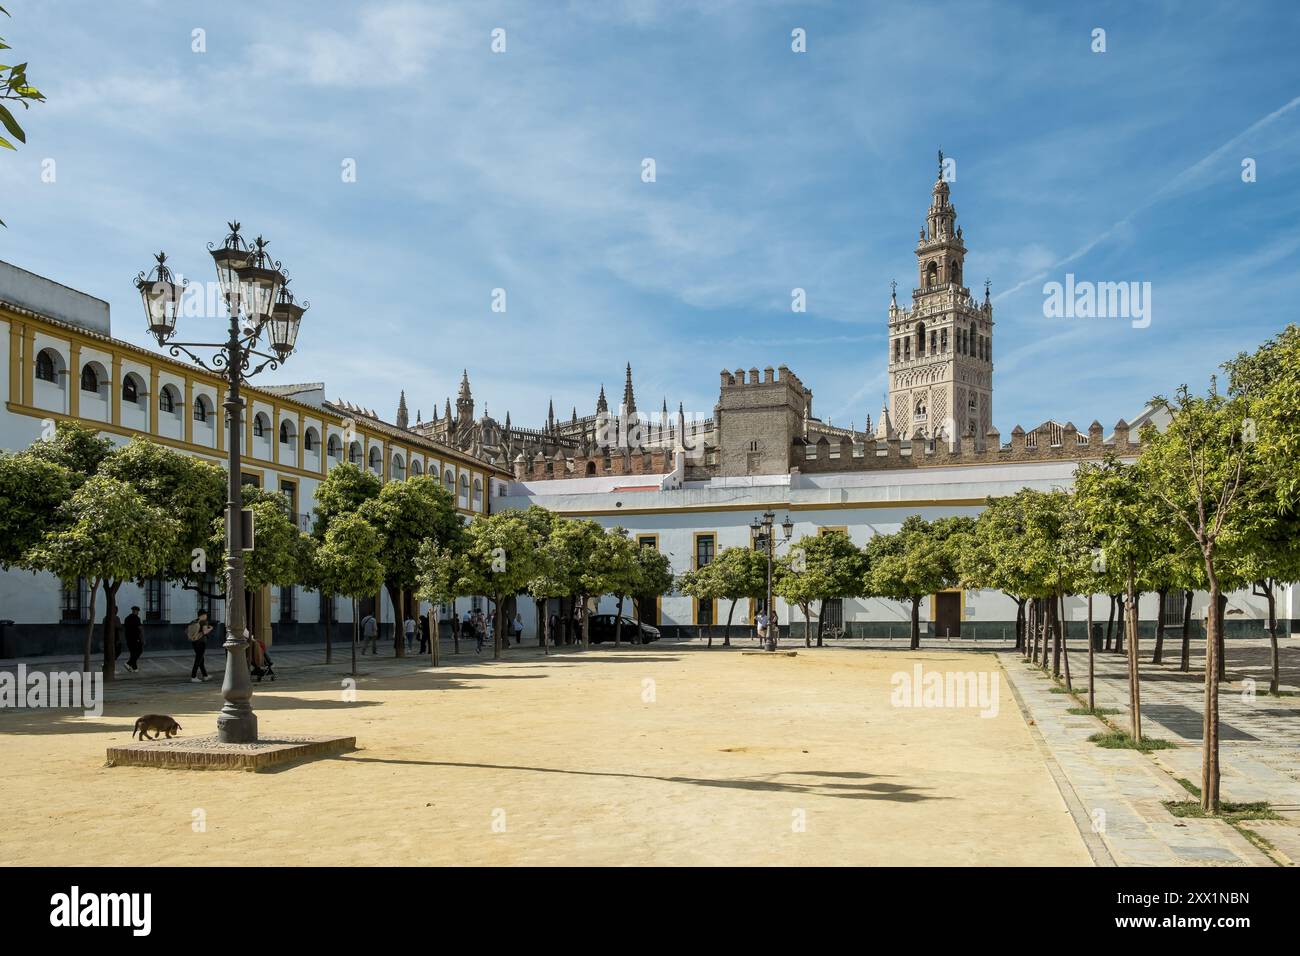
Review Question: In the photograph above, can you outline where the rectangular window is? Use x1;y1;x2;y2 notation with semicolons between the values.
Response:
197;572;221;619
144;578;166;623
1162;591;1186;627
695;534;715;569
60;578;86;622
279;585;296;623
638;535;657;550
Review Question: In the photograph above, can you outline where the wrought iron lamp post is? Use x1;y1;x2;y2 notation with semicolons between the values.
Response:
135;223;307;743
751;510;794;651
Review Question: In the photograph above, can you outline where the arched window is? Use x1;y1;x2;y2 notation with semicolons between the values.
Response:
940;328;948;352
444;468;455;493
253;414;266;437
473;477;483;506
122;376;138;403
348;441;362;464
893;339;901;362
80;365;99;393
410;459;423;476
193;394;211;423
304;428;317;452
391;453;405;480
970;321;978;353
279;420;292;444
368;446;382;473
916;321;926;357
459;473;470;502
926;261;938;288
35;350;57;383
158;385;177;413
586;460;597;475
327;435;342;459
951;261;961;287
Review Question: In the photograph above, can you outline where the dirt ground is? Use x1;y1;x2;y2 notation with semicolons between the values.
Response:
0;644;1091;866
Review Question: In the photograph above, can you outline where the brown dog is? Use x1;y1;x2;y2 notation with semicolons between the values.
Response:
133;715;182;740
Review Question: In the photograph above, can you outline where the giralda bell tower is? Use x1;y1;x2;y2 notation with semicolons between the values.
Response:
886;152;994;448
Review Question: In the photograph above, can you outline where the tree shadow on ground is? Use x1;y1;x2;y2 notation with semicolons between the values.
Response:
330;756;945;802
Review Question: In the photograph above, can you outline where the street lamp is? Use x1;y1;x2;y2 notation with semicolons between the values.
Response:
135;222;308;744
751;510;794;651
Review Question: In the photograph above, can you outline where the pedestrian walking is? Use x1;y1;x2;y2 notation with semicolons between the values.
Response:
124;606;144;672
512;611;524;645
187;611;214;682
404;614;416;652
361;612;378;655
418;614;431;654
755;610;768;643
474;610;486;655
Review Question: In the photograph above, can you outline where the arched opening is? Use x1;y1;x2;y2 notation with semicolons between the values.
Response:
391;453;406;480
193;394;213;423
926;261;939;288
304;427;318;452
327;435;342;459
951;261;962;286
586;460;597;475
279;419;295;444
158;384;180;414
348;440;362;464
473;477;483;509
459;473;469;506
253;412;270;437
916;321;926;357
368;446;382;474
444;468;455;493
410;459;423;477
80;363;102;394
36;348;61;383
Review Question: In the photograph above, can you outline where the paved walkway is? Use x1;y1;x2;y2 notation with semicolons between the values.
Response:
1000;655;1276;866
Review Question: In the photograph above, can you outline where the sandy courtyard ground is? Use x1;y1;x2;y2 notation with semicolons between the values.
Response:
0;644;1090;866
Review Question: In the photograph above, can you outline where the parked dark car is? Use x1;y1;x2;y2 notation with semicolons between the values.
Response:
587;614;660;645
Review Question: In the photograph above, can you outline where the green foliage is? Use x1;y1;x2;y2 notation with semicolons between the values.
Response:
358;474;462;595
415;539;471;607
459;510;544;601
699;546;767;605
312;512;385;601
25;420;112;486
590;526;641;602
864;516;958;603
776;531;864;610
0;449;72;569
0;5;45;225
547;518;610;602
631;543;675;609
311;462;381;540
1225;323;1300;509
99;437;225;584
27;474;180;587
208;486;306;590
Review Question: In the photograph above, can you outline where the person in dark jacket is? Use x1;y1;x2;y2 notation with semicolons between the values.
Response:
124;606;144;672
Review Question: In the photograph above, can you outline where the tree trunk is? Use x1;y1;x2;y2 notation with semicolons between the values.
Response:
1113;594;1124;654
1041;598;1051;670
1152;587;1167;664
1087;592;1095;711
1216;593;1228;683
1104;594;1115;651
103;580;121;681
615;595;625;646
804;604;812;648
1059;592;1072;691
1179;590;1193;672
429;607;439;667
1028;598;1039;662
581;597;590;650
725;599;737;647
494;595;505;659
390;585;406;657
1015;598;1025;652
82;578;100;673
816;600;827;647
451;599;460;654
910;596;921;650
1051;595;1061;679
1202;562;1222;814
1265;580;1279;695
633;597;642;646
324;596;333;664
541;602;549;655
351;598;357;678
1126;572;1141;742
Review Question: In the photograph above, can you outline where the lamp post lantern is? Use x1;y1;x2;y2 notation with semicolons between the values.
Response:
135;222;308;744
751;510;794;651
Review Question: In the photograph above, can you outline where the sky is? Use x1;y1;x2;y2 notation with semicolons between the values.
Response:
2;0;1298;435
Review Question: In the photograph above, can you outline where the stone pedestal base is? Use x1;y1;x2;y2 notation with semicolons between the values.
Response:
106;734;356;772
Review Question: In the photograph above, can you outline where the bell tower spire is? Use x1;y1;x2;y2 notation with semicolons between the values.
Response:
886;152;994;448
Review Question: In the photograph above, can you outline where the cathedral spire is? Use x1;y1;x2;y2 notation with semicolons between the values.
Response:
444;396;452;423
596;383;608;414
396;390;409;429
547;398;555;432
622;363;637;416
456;370;474;424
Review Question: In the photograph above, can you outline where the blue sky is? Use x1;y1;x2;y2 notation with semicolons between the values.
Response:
2;0;1298;434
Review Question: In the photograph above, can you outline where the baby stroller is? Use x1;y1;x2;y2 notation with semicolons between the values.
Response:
248;636;276;682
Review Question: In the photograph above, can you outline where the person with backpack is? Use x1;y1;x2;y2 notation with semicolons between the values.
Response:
187;611;214;683
404;614;416;653
473;610;486;655
361;612;378;655
124;606;144;672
